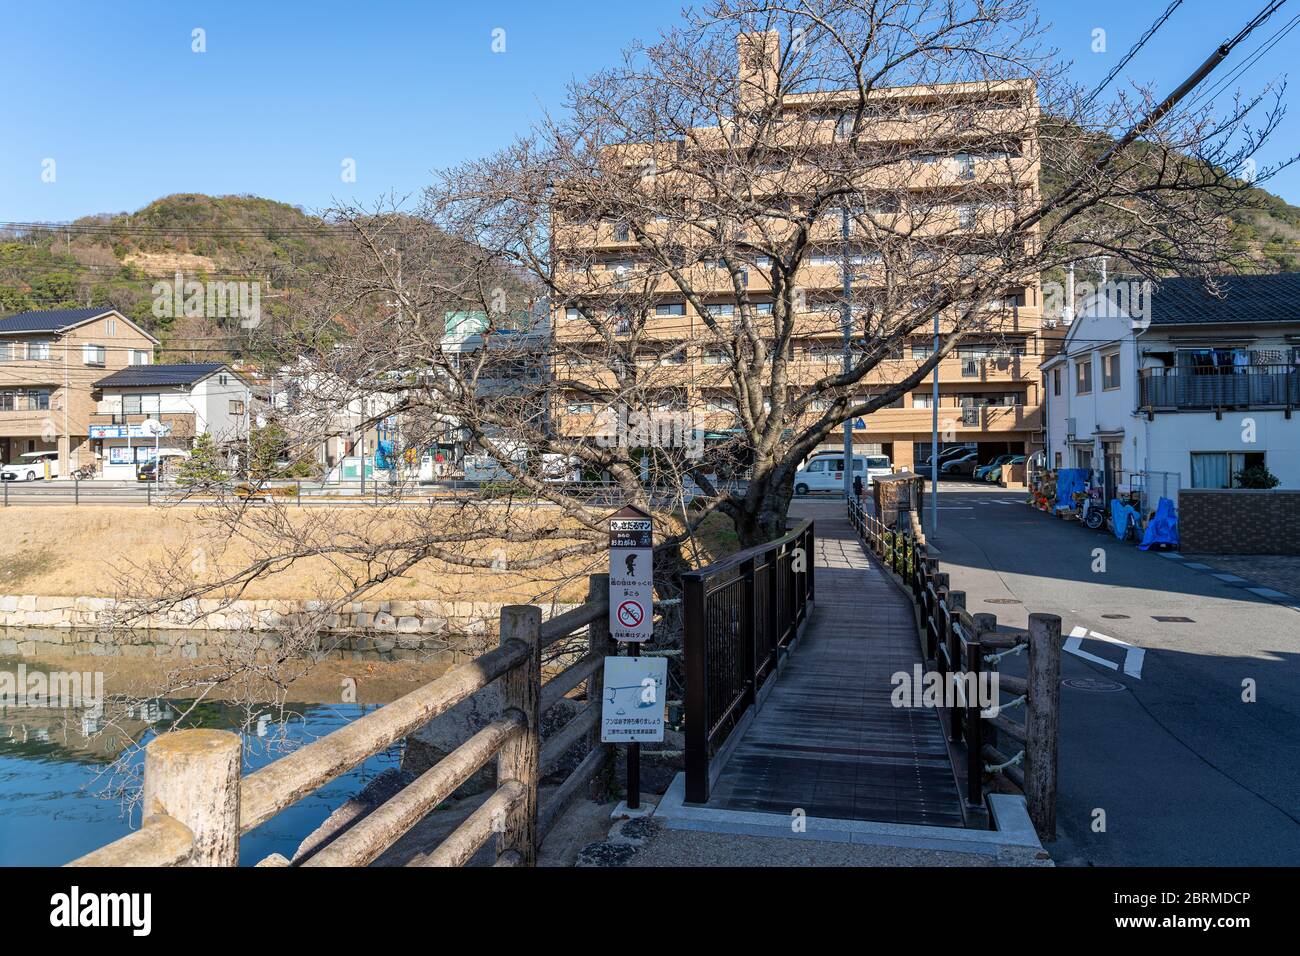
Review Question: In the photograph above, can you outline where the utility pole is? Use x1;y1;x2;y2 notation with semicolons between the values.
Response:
841;204;853;499
930;307;939;538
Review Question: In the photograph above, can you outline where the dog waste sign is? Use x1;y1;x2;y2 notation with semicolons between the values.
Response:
609;504;653;643
600;655;667;743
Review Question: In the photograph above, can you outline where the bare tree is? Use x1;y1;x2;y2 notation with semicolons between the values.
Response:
144;0;1292;615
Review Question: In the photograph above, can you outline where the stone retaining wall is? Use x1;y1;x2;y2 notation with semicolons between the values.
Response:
1178;489;1300;554
0;594;578;637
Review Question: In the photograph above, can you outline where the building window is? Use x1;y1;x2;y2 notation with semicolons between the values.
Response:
655;303;685;316
912;344;933;359
912;394;934;409
122;394;159;416
83;344;106;366
26;340;51;360
1054;451;1062;468
1101;351;1121;390
1190;452;1265;489
27;390;50;411
704;303;735;316
1075;357;1093;394
1052;367;1061;396
566;402;593;414
106;319;117;336
230;400;245;416
130;350;152;366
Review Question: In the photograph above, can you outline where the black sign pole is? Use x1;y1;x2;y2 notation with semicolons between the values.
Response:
626;641;641;810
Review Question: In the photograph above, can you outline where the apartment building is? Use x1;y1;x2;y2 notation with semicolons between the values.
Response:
1041;273;1300;504
89;363;252;479
0;307;158;473
549;30;1045;471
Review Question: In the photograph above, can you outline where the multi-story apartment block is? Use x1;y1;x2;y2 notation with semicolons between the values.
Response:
1042;273;1300;505
549;30;1045;473
0;307;158;473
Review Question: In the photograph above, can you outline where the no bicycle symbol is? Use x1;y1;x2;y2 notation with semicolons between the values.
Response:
617;600;644;629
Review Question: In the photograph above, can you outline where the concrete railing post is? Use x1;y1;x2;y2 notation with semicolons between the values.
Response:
497;605;541;865
142;729;242;866
1026;612;1062;841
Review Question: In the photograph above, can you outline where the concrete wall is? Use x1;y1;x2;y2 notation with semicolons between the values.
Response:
1178;489;1300;554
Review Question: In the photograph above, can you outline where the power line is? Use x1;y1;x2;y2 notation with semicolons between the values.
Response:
1081;0;1186;113
1185;12;1300;111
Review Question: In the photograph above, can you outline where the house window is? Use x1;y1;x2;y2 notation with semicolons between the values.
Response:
704;304;735;316
1190;452;1265;489
230;400;245;416
83;344;106;367
130;350;152;366
122;394;158;416
565;308;586;321
1101;351;1121;390
1054;451;1062;469
106;319;117;336
566;402;593;414
218;375;229;385
27;390;50;411
655;303;685;316
1052;368;1061;396
26;341;51;360
613;221;630;242
913;394;934;409
1075;357;1093;394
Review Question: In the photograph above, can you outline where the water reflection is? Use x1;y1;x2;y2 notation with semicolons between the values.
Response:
0;653;409;866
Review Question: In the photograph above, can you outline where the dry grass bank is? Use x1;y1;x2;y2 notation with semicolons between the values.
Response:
0;504;740;603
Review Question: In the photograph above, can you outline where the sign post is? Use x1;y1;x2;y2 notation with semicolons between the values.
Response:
607;505;654;812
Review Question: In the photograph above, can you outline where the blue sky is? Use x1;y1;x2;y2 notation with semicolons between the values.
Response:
1;0;1297;222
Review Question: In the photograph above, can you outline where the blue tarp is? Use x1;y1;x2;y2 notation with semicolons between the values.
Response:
1053;468;1089;511
1139;497;1180;550
374;439;395;470
1111;499;1143;540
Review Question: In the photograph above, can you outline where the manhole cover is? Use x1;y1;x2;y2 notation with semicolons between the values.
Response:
985;598;1022;605
1101;613;1130;620
1063;677;1126;692
1152;616;1195;623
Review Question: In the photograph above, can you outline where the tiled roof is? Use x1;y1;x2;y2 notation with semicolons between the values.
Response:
1151;273;1300;325
94;363;228;389
0;307;118;334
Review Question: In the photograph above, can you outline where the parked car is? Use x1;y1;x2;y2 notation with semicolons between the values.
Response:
983;455;1026;483
135;449;189;482
917;445;976;472
0;451;59;481
939;451;979;477
973;454;1020;481
794;453;867;495
863;455;893;485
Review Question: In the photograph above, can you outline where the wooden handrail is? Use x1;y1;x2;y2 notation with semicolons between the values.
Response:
845;495;1061;839
67;573;618;868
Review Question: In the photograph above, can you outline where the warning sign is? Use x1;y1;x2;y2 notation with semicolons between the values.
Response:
600;656;667;742
609;505;654;643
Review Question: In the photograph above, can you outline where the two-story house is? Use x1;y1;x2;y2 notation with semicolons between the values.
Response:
1042;273;1300;506
90;363;253;479
0;307;159;474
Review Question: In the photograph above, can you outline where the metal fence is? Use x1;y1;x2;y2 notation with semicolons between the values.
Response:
682;519;815;803
1139;365;1300;409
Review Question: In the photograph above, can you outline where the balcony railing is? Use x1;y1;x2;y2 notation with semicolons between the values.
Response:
1139;365;1300;410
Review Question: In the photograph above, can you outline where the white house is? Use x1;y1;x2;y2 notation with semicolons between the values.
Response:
1041;273;1300;506
90;363;252;479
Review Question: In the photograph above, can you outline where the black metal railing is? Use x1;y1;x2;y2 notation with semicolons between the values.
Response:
1139;365;1300;410
683;519;815;803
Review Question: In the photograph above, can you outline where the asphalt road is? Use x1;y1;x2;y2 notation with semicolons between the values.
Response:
926;482;1300;866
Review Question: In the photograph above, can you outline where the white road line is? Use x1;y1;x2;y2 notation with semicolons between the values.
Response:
1064;625;1144;679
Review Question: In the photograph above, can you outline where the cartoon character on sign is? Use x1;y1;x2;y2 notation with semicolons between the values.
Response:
625;553;638;576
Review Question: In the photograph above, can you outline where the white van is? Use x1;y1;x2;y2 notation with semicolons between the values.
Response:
793;453;892;495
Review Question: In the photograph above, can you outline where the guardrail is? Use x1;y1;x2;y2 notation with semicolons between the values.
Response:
67;574;616;867
682;519;815;803
848;495;1061;838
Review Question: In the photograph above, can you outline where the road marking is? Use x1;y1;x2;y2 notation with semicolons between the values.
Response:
1212;573;1248;583
1064;625;1144;680
1248;587;1293;600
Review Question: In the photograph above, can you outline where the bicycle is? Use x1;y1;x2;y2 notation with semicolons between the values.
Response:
71;464;96;480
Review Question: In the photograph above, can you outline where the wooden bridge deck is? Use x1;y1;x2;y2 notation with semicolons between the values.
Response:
702;500;966;827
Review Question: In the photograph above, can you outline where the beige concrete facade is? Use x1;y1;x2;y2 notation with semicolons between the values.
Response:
551;31;1047;469
0;310;159;473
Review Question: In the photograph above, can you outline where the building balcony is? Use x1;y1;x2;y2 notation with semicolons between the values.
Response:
88;412;197;439
1138;366;1300;411
864;402;1041;434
